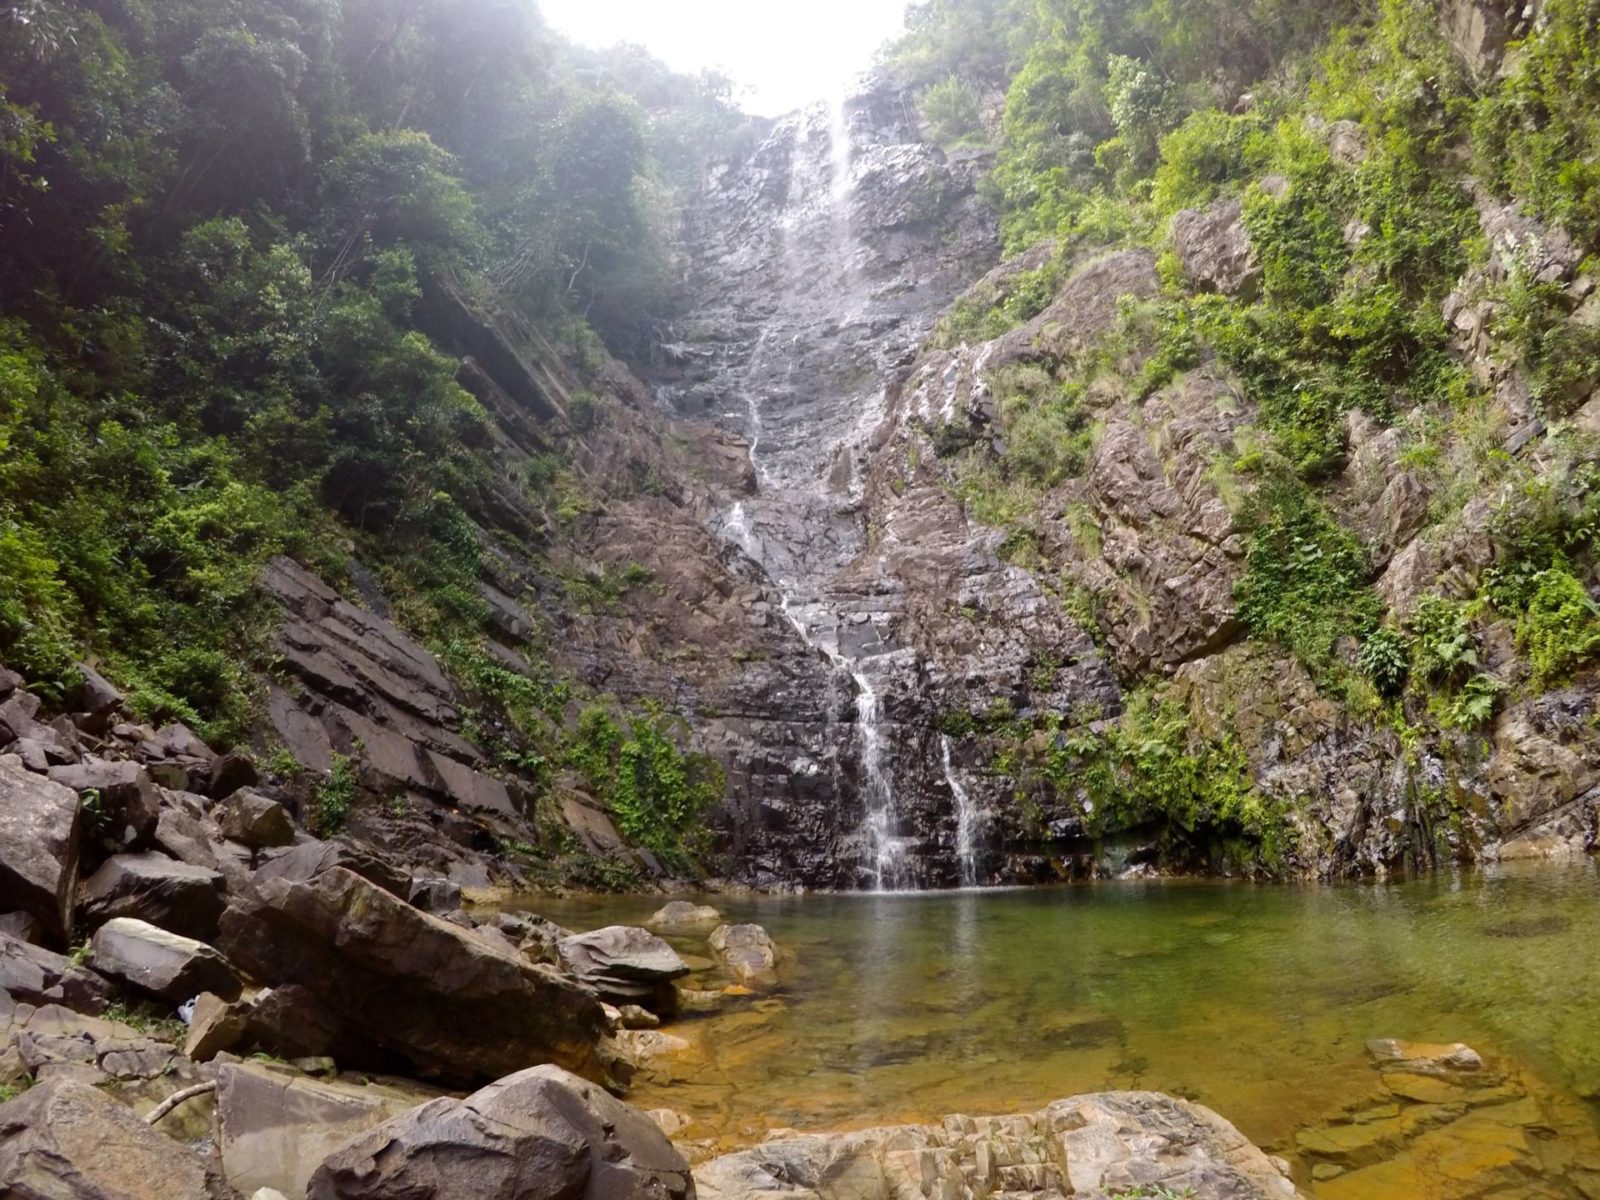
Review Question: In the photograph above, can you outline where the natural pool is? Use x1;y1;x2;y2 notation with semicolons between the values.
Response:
526;861;1600;1197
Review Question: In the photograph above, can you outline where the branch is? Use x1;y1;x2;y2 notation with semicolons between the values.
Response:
145;1081;216;1125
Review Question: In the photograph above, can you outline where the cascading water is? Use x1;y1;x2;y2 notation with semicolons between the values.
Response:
706;88;910;891
941;735;979;887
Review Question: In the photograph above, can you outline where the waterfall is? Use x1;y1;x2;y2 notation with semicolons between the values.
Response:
942;735;979;887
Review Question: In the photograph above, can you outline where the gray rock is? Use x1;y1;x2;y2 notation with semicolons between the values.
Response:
558;925;690;1007
708;923;778;989
79;852;226;941
694;1091;1299;1200
152;807;223;872
217;867;613;1083
0;754;83;941
89;917;241;1002
307;1064;693;1200
1172;198;1261;299
407;876;461;912
216;1061;433;1198
182;991;251;1061
0;931;111;1013
646;900;723;933
208;751;259;799
215;790;294;849
0;1076;221;1199
254;838;410;899
49;758;160;850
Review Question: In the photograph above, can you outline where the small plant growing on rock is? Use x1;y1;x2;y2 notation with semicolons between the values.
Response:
312;754;359;835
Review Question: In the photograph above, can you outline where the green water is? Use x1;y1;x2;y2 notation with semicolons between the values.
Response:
525;861;1600;1196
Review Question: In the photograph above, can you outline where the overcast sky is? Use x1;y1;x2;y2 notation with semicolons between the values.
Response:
539;0;914;116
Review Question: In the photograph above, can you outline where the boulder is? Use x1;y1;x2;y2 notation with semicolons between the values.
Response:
153;807;223;872
209;751;259;799
558;926;690;1008
72;662;124;721
217;868;612;1083
307;1064;693;1200
1171;198;1261;299
216;1061;434;1199
708;923;778;989
646;900;723;934
694;1091;1298;1200
183;991;251;1061
245;984;353;1062
49;758;161;849
0;911;44;944
0;931;111;1013
0;754;83;941
215;790;295;849
79;852;226;941
0;1076;221;1199
254;838;410;899
407;876;461;912
90;917;241;1002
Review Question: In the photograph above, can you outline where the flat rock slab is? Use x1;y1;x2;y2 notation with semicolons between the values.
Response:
0;1076;220;1199
218;867;611;1083
90;916;241;1002
216;1061;436;1199
80;852;226;941
694;1091;1300;1200
308;1064;692;1200
0;754;83;940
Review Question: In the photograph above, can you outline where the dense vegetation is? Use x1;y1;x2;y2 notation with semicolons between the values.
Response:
0;0;744;867
891;0;1600;868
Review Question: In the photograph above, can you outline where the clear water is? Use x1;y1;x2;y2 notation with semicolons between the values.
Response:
525;861;1600;1196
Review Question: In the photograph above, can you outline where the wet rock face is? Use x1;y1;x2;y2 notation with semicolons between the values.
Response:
654;74;1012;887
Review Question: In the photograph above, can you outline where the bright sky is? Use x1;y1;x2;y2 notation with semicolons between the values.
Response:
538;0;914;117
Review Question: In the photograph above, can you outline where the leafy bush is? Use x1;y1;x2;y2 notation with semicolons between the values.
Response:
919;76;985;144
1517;568;1600;683
311;754;358;835
1359;627;1410;697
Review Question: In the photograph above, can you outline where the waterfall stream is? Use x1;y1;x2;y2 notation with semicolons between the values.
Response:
941;735;979;887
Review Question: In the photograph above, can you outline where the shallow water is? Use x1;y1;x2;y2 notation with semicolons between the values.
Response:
525;861;1600;1196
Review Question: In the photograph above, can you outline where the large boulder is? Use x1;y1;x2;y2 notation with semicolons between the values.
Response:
89;917;242;1002
217;868;612;1083
307;1064;693;1200
695;1091;1299;1200
253;838;410;899
557;926;690;1008
215;790;295;849
708;924;778;990
79;852;226;941
216;1061;435;1199
0;754;83;942
0;931;111;1013
49;758;160;850
0;1076;222;1199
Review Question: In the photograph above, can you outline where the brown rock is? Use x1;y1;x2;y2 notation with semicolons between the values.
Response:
708;923;779;989
79;852;226;941
218;868;612;1083
1172;199;1261;299
0;931;111;1013
89;917;241;1002
215;790;295;849
49;758;160;850
183;992;250;1061
0;755;83;941
307;1064;693;1200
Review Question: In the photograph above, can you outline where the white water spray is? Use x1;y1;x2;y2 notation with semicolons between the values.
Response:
942;735;979;888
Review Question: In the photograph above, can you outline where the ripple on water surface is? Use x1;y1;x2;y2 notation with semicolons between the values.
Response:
520;861;1600;1197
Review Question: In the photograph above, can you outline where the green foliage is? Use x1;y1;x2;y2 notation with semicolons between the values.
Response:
1359;627;1410;697
104;1000;186;1042
1045;688;1291;866
1235;482;1380;682
568;701;724;867
919;76;985;145
1488;259;1600;419
311;754;358;836
934;261;1059;346
1516;568;1600;684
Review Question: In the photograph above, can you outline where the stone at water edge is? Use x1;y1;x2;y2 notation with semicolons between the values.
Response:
0;754;83;941
89;916;242;1002
217;866;614;1083
646;900;723;933
0;1076;220;1199
694;1091;1300;1200
1365;1038;1484;1074
307;1064;693;1200
708;923;778;989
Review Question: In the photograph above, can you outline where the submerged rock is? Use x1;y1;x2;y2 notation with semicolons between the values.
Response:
646;900;723;934
307;1064;693;1200
708;923;778;990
